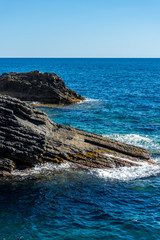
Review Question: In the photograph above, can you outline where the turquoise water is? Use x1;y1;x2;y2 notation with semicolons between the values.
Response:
0;58;160;239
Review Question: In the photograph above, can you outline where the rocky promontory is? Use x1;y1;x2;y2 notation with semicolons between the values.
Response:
0;71;85;104
0;95;153;176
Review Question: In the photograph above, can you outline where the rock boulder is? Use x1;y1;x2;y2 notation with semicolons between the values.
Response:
0;71;85;104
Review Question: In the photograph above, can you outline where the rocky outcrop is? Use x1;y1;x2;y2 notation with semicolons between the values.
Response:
0;95;152;176
0;71;85;104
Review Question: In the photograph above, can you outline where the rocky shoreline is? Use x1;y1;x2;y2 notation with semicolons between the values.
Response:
0;95;153;177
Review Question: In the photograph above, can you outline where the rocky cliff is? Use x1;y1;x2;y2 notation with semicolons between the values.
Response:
0;95;153;176
0;71;85;104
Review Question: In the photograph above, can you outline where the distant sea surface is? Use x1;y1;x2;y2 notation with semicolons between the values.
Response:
0;58;160;240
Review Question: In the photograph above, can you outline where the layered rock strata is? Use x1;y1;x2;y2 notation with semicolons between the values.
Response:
0;71;85;104
0;95;152;176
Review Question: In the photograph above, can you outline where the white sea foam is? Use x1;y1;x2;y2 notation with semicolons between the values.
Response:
27;101;42;105
96;133;160;181
12;157;160;181
11;154;160;181
12;162;71;177
77;98;100;104
90;157;160;182
103;153;144;166
103;133;160;151
84;98;100;102
31;101;41;105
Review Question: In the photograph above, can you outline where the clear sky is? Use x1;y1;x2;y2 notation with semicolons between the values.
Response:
0;0;160;57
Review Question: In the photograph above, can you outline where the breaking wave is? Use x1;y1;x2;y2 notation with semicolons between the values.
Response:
11;156;160;182
12;162;71;177
77;98;101;104
90;158;160;182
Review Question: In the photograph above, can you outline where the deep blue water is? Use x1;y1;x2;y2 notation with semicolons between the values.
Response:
0;58;160;239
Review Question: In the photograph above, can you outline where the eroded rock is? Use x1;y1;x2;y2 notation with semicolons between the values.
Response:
0;95;152;175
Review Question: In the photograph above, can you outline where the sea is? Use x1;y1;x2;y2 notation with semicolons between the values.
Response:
0;58;160;240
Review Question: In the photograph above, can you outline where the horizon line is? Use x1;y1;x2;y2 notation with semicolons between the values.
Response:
0;57;160;59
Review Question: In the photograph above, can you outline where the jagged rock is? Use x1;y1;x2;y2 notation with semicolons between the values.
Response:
0;95;152;175
0;71;85;104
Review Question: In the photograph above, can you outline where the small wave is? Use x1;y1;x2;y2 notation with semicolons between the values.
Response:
90;159;160;181
27;101;42;105
12;162;71;177
31;101;41;105
84;98;101;102
103;153;144;166
77;98;101;104
103;133;160;152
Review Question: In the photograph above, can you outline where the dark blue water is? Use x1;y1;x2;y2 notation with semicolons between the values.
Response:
0;58;160;239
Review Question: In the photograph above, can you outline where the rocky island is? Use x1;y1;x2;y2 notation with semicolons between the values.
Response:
0;95;153;177
0;71;85;104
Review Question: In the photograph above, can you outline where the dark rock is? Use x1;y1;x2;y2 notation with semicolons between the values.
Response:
0;95;153;175
0;158;15;172
0;71;85;104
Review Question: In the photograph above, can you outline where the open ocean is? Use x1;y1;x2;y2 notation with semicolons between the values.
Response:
0;58;160;240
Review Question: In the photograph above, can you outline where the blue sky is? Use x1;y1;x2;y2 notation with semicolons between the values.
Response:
0;0;160;57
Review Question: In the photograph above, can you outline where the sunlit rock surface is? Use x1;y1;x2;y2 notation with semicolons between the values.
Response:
0;95;152;176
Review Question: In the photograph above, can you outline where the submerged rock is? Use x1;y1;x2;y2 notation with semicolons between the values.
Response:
0;95;152;176
0;71;85;104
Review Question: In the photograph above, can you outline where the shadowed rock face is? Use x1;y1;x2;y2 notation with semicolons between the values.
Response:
0;71;85;104
0;95;152;176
